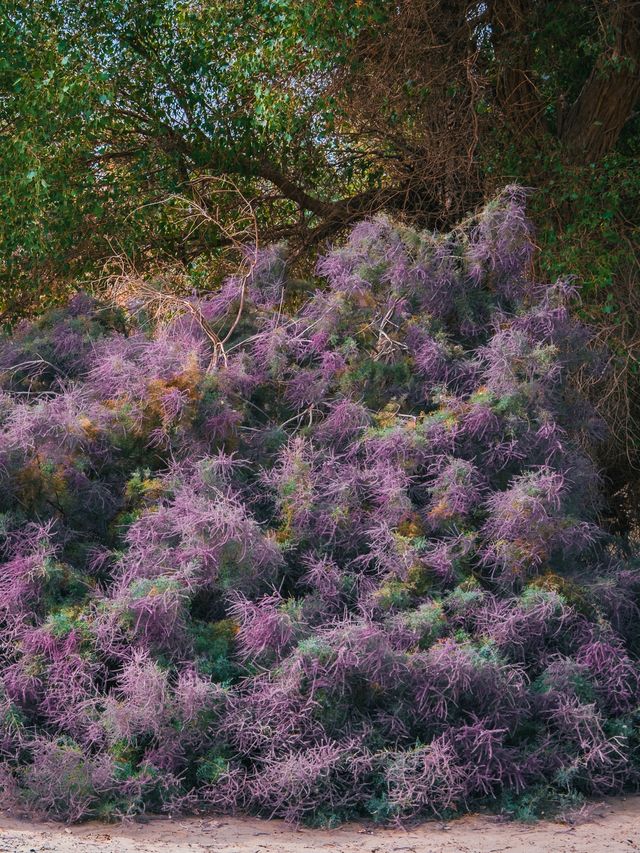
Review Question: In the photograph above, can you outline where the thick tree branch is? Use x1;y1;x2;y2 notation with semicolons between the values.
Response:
254;159;338;219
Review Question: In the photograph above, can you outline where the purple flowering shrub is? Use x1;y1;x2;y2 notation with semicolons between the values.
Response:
1;187;639;823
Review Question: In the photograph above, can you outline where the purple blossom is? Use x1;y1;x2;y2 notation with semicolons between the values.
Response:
0;190;635;823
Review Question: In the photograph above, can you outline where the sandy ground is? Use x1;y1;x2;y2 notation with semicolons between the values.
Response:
1;798;639;853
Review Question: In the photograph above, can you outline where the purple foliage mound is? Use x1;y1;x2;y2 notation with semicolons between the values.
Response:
1;188;639;824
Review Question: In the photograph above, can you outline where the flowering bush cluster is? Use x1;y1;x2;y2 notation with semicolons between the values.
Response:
1;188;639;823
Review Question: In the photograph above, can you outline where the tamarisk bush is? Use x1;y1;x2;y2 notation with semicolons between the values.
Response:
1;187;640;824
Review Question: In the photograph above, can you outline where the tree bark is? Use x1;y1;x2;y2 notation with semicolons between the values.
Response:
491;0;548;139
561;0;640;162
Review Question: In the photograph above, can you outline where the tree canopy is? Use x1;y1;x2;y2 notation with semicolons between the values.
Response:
2;2;639;295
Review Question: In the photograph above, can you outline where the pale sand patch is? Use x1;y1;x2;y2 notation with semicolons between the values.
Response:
1;798;639;853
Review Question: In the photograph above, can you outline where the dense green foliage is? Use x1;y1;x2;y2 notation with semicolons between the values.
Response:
2;1;638;301
1;0;379;308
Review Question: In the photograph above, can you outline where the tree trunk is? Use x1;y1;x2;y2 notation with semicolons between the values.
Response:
561;0;640;162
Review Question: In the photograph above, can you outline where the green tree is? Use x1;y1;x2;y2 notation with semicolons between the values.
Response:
1;0;389;313
2;1;638;301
